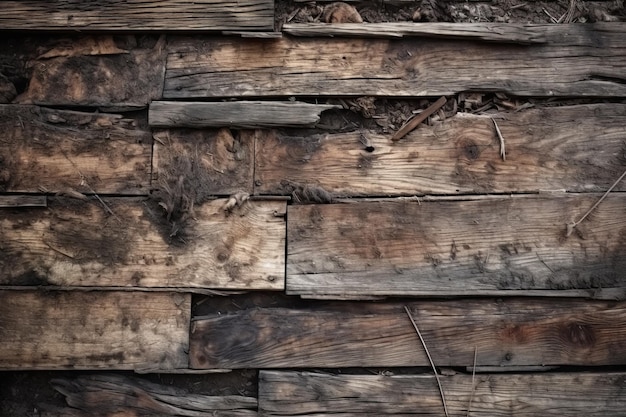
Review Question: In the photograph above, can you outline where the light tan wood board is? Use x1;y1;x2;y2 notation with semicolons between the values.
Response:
0;291;190;370
190;299;626;368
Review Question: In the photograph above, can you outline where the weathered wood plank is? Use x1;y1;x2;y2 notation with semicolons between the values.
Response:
0;291;190;370
282;22;547;43
259;371;626;416
0;0;274;31
190;299;626;368
255;104;626;196
0;105;151;194
0;195;47;208
149;101;339;128
165;23;626;98
0;197;285;290
287;194;626;299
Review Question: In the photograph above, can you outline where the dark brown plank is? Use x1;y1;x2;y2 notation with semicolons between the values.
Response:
190;299;626;368
259;371;626;416
0;291;190;370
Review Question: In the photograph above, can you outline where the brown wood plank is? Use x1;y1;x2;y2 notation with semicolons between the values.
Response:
287;194;626;299
0;291;190;370
255;104;626;196
0;105;151;194
164;23;626;98
0;0;274;31
259;371;626;416
0;195;47;207
0;197;285;290
149;101;339;128
190;299;626;368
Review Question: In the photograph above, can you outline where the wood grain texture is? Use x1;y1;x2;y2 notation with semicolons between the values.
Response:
164;23;626;98
149;101;339;128
0;105;151;194
287;194;626;299
0;291;190;370
190;299;626;368
0;0;274;31
0;197;285;290
259;371;626;416
0;195;47;208
282;22;548;43
255;104;626;196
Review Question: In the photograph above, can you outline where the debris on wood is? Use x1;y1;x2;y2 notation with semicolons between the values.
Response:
223;191;251;213
491;117;506;160
322;2;363;23
37;36;128;59
391;96;447;141
280;180;334;204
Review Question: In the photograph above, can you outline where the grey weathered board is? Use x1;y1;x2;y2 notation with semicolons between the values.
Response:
287;193;626;299
255;104;626;196
164;23;626;98
189;299;626;368
0;291;190;370
259;371;626;416
0;105;152;194
0;0;274;31
0;197;285;290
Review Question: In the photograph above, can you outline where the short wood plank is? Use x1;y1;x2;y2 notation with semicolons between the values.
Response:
164;23;626;98
0;291;190;370
0;0;274;31
287;194;626;299
190;299;626;368
0;197;285;290
255;104;626;196
149;101;339;128
259;371;626;416
0;105;151;194
282;22;548;43
0;195;47;207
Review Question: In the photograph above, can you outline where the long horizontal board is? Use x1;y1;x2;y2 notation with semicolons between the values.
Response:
287;194;626;299
0;291;190;370
190;299;626;368
259;371;626;416
165;23;626;98
255;104;626;196
0;105;151;194
0;197;285;290
149;101;339;128
0;0;273;31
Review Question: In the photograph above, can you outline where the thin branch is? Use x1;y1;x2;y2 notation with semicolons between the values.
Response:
392;97;447;141
467;347;478;417
491;117;506;161
404;305;449;417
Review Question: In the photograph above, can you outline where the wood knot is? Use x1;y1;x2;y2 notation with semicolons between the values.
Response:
461;139;481;160
560;322;596;348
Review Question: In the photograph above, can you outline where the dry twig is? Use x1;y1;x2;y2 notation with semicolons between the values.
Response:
467;347;478;417
392;97;447;141
404;306;449;417
491;118;506;161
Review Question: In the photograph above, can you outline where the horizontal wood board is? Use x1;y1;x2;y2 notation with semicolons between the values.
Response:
255;104;626;196
0;291;190;370
287;193;626;299
164;23;626;98
259;371;626;416
190;299;626;368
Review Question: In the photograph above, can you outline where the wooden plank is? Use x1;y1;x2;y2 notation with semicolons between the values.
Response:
287;194;626;299
152;127;255;195
255;104;626;196
0;197;285;290
0;195;47;208
164;23;626;98
259;371;626;416
0;291;190;370
149;101;339;128
282;22;547;43
190;299;626;368
0;105;151;194
0;0;274;31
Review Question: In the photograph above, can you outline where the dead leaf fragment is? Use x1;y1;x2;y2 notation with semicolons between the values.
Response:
322;2;363;23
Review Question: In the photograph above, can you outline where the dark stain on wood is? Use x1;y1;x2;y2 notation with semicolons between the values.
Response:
560;322;596;348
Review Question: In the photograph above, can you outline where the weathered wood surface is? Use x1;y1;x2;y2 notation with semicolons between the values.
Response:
0;197;285;290
0;0;274;31
0;195;47;208
149;101;339;128
287;193;626;299
259;371;626;416
0;105;151;194
282;22;548;43
152;128;255;195
189;299;626;368
256;104;626;196
0;291;190;370
51;375;257;417
164;24;626;98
